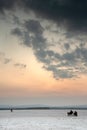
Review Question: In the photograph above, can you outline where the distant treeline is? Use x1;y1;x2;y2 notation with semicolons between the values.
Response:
0;107;87;110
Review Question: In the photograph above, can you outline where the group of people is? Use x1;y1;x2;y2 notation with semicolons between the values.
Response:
67;110;78;116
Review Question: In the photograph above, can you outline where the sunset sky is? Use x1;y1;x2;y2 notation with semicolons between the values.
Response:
0;0;87;106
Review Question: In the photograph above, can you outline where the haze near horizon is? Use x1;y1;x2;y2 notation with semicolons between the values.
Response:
0;0;87;106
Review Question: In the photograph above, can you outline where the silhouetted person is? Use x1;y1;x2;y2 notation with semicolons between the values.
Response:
10;108;13;112
67;110;73;116
70;110;73;114
73;111;78;116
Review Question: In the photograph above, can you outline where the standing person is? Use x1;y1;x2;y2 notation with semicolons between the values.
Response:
10;108;13;112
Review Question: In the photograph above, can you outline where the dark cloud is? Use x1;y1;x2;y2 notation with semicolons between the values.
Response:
14;63;26;69
38;45;87;79
0;0;87;31
42;45;87;79
24;20;44;34
1;0;87;79
12;19;46;49
11;18;87;79
24;20;46;48
43;65;76;79
64;43;70;50
0;0;17;12
12;15;21;25
24;0;87;31
11;28;23;37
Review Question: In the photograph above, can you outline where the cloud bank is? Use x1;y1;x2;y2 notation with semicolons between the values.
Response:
1;0;87;79
14;63;26;69
11;18;87;79
0;0;87;31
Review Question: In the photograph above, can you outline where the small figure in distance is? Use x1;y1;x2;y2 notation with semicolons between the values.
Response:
70;110;73;114
67;110;73;116
73;111;78;116
10;108;13;112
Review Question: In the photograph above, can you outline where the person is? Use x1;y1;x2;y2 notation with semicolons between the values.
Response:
73;111;78;116
10;108;13;112
70;110;73;114
67;110;73;116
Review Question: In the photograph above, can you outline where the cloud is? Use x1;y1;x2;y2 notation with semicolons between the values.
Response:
43;65;76;79
12;15;21;25
64;43;70;50
11;18;87;79
11;19;47;49
1;0;87;32
0;52;11;64
14;63;26;69
1;1;87;79
0;0;16;12
22;0;87;32
50;48;87;78
11;28;23;37
23;20;46;49
24;20;44;35
0;52;26;70
4;58;11;64
11;19;46;46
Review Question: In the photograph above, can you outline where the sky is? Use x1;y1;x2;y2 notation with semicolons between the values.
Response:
0;0;87;106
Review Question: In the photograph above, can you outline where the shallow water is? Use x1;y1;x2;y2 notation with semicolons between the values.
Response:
0;110;87;130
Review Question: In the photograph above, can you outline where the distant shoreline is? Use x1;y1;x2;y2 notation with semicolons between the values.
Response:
0;107;87;110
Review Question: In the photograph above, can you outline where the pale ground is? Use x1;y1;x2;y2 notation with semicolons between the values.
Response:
0;110;87;130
